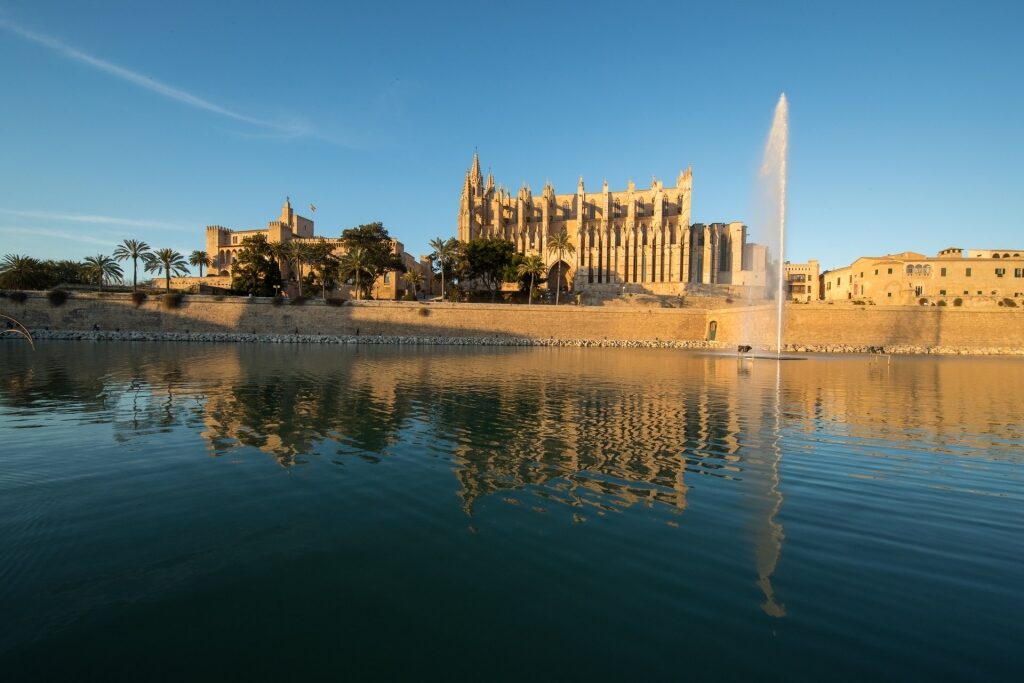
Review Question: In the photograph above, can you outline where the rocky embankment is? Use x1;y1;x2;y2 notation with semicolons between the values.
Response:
6;329;1023;355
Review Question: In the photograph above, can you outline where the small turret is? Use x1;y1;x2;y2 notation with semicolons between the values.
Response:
280;196;294;225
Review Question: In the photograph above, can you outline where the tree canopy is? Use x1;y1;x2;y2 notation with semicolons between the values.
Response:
464;237;515;301
230;234;282;296
339;222;406;295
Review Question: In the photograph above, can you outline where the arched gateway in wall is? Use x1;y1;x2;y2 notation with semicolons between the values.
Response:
547;262;573;293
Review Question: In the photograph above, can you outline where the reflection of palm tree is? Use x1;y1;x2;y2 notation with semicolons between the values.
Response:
113;240;151;291
516;254;544;305
340;247;370;300
82;254;123;291
546;231;575;305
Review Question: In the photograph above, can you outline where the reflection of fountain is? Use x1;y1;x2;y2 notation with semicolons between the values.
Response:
757;361;787;617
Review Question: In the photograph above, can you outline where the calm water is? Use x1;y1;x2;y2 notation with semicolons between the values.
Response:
1;342;1022;680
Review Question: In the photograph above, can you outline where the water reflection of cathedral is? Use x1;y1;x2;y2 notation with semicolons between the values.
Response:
5;344;1023;619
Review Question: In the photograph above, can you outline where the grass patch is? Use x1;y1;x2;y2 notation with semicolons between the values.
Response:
131;291;148;308
417;306;430;317
326;297;345;307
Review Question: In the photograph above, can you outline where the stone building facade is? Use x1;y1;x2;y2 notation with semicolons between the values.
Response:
821;247;1024;305
457;153;769;296
783;260;820;301
201;198;429;299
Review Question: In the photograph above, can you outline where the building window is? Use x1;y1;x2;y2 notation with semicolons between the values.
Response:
1015;268;1024;278
940;267;946;276
966;267;972;277
887;267;893;274
906;265;914;275
940;289;946;295
995;268;1006;277
887;292;892;297
384;273;390;283
915;286;923;296
860;272;864;278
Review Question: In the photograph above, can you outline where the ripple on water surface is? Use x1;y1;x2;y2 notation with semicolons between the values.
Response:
0;342;1022;679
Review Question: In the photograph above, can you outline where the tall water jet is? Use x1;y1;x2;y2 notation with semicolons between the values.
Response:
759;94;789;355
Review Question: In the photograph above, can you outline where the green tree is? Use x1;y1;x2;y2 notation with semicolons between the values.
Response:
189;250;211;277
516;254;545;305
0;254;45;289
340;222;406;291
306;240;340;300
429;236;459;302
546;231;576;305
339;247;372;300
82;254;124;291
46;259;89;286
113;239;151;292
143;248;189;292
229;234;282;296
464;237;515;302
402;270;423;298
282;241;313;298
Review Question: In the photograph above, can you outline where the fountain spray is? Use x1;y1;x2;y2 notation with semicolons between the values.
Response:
760;93;789;356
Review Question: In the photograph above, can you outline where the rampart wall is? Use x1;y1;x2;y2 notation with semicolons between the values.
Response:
4;294;1023;352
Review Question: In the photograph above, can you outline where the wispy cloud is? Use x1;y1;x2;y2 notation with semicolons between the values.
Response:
0;226;116;248
1;18;311;137
0;209;195;232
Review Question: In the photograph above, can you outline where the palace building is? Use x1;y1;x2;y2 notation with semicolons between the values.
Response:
197;198;430;299
821;247;1024;305
457;152;770;296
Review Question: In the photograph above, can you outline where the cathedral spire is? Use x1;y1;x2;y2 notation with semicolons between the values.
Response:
470;150;483;189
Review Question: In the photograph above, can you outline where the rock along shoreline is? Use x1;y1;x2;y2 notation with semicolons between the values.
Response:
6;329;1023;355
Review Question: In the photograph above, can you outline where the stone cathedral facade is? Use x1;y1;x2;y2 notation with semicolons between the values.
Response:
457;152;769;295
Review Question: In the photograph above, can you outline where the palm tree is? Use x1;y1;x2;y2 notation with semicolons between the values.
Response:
282;241;312;298
307;240;339;300
189;250;211;277
143;248;190;291
403;270;423;298
340;247;371;300
0;254;43;289
430;237;458;301
546;231;576;305
516;254;545;305
112;240;151;292
82;254;124;291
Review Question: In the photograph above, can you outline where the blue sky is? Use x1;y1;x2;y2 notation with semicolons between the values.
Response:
1;0;1021;273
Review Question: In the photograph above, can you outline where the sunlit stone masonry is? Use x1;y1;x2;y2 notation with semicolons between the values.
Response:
457;152;770;296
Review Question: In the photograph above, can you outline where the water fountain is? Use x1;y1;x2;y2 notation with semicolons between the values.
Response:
762;94;789;356
736;93;792;358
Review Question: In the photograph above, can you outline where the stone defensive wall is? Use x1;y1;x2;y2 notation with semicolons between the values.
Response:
3;293;1023;354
